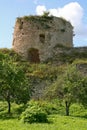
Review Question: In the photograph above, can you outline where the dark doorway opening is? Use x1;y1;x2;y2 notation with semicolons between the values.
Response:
28;48;40;63
39;34;45;43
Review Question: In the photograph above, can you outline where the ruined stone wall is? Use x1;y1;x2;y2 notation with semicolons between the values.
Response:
12;16;73;62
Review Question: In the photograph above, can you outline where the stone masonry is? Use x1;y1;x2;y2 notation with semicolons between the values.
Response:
12;15;73;62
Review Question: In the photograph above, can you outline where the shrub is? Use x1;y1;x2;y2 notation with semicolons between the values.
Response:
20;101;48;123
20;100;59;123
27;100;58;114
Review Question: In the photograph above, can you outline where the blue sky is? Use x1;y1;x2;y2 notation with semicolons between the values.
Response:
0;0;87;48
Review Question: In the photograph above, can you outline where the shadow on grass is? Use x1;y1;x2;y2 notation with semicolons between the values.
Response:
0;112;19;120
22;120;53;124
0;112;53;124
0;104;26;120
74;114;87;119
70;114;87;119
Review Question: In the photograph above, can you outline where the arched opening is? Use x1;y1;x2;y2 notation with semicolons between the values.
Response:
28;48;40;63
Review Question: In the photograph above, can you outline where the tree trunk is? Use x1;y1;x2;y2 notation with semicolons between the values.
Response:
6;91;11;114
65;101;70;116
7;100;11;114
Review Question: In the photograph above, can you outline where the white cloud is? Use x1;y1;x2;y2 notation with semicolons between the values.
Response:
36;2;87;40
49;2;83;26
36;5;46;15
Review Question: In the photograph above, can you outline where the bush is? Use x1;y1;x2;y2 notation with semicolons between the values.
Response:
20;101;48;123
20;100;59;123
27;100;58;114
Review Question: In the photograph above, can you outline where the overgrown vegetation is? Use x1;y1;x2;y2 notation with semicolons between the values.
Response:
0;48;87;129
45;64;87;116
17;14;53;30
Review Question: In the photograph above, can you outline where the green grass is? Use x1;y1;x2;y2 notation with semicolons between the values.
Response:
0;115;87;130
0;101;87;130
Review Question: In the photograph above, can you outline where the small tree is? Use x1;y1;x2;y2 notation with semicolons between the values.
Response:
45;65;87;116
0;55;31;114
42;11;50;17
62;65;87;116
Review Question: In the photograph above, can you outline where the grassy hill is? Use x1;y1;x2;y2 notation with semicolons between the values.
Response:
0;102;87;130
0;47;87;130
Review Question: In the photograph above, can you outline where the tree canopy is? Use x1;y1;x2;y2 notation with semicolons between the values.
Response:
45;64;87;116
0;53;31;113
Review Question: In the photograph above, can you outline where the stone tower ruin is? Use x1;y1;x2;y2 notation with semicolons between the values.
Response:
12;15;73;62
